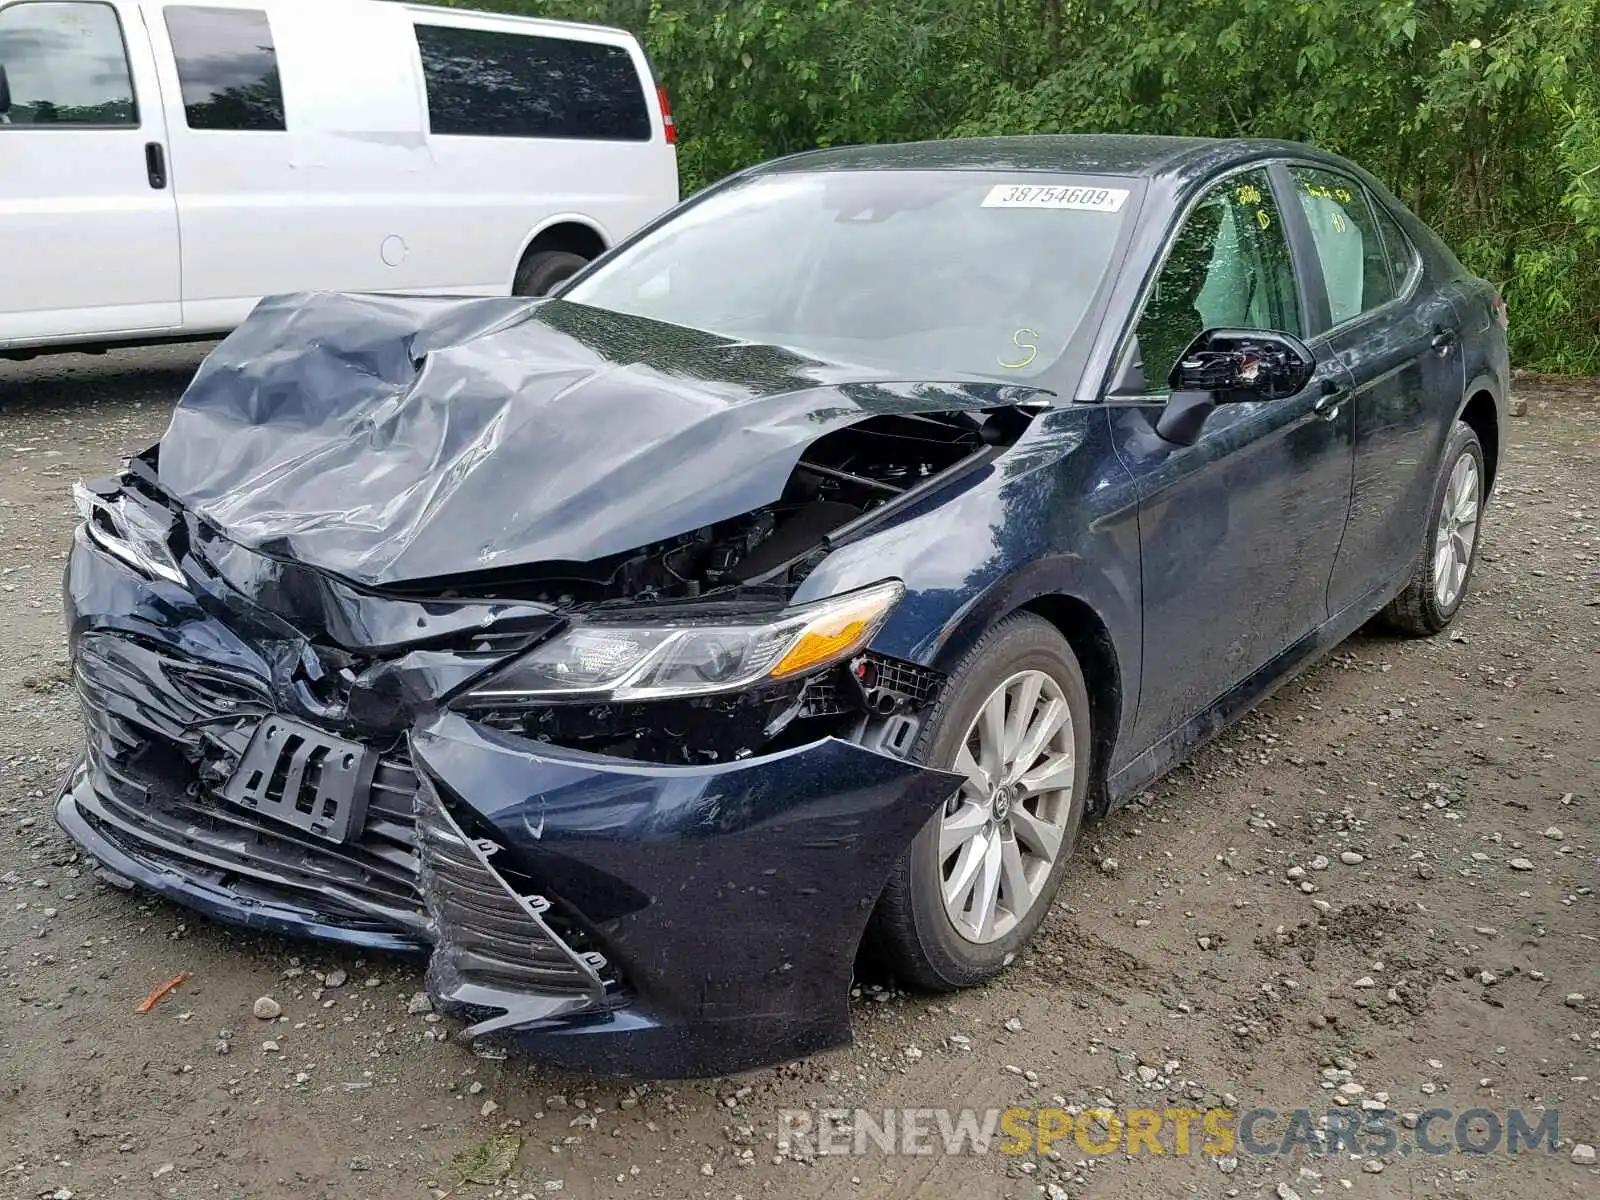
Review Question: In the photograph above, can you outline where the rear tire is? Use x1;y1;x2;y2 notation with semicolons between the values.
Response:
513;249;589;297
1381;420;1485;635
867;613;1090;991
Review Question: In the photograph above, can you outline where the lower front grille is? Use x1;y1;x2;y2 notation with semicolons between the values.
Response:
417;774;608;1035
71;632;426;936
77;742;427;935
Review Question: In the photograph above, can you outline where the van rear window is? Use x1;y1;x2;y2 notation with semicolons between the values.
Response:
414;24;650;142
164;6;285;131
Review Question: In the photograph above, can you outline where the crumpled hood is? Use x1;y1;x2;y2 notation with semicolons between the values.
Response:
156;291;1035;588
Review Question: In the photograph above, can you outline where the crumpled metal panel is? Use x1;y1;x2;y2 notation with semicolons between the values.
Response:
57;532;972;1075
409;712;965;1078
153;290;1042;586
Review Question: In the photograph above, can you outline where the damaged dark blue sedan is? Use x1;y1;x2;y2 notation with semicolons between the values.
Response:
57;135;1508;1078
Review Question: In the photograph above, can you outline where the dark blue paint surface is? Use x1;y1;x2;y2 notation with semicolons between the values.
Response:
54;134;1509;1078
411;714;962;1075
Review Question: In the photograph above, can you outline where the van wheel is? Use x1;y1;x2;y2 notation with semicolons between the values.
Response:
513;250;589;297
867;613;1090;991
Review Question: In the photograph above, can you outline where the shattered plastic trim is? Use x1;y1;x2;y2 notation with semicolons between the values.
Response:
415;771;610;1039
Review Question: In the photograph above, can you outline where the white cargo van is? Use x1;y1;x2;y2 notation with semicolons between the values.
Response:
0;0;679;357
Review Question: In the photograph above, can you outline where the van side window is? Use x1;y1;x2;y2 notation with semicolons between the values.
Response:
0;1;137;126
414;24;650;142
164;5;285;131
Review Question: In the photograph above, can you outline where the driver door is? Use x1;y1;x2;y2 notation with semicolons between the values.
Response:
1107;166;1355;754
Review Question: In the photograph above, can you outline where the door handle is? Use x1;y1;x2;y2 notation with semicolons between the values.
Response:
1430;326;1457;352
144;142;167;190
1312;376;1346;417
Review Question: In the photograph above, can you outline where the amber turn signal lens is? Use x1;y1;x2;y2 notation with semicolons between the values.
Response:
767;583;901;679
770;614;874;678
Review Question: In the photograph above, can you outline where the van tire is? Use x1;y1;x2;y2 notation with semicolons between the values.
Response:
513;250;590;297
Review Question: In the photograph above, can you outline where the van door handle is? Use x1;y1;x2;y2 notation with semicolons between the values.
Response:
144;142;167;190
1430;326;1457;352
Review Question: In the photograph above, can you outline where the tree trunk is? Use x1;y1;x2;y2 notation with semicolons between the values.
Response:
997;0;1007;77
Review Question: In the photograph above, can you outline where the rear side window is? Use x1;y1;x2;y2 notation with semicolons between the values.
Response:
164;5;285;131
0;1;137;126
1369;197;1420;293
414;24;649;141
1289;166;1396;325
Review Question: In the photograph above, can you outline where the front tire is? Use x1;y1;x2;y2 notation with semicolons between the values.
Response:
868;613;1091;991
1381;420;1485;635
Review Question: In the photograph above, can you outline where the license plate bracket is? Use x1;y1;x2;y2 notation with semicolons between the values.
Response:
223;716;376;844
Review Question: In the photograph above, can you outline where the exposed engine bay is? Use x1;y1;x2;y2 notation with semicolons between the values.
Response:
99;402;1036;767
390;406;1033;764
393;407;1025;607
99;289;1054;770
55;286;1055;1078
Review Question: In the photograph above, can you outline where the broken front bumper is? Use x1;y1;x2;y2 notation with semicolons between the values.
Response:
56;533;961;1077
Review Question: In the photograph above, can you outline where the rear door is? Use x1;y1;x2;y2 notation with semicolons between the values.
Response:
1109;166;1356;753
1281;163;1466;614
0;0;180;344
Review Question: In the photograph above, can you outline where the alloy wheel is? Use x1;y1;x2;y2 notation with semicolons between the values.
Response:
938;669;1076;944
1433;453;1481;610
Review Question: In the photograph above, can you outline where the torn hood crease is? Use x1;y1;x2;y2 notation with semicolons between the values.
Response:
155;291;1043;588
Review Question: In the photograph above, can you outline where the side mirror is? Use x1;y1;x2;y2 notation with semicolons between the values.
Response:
0;64;11;115
1155;328;1316;446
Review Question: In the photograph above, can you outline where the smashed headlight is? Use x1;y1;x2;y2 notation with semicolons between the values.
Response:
457;580;903;705
72;481;183;586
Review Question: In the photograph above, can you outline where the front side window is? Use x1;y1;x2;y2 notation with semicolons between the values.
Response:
0;1;135;126
414;24;649;141
561;170;1139;380
1133;169;1301;392
164;5;285;131
1290;166;1396;326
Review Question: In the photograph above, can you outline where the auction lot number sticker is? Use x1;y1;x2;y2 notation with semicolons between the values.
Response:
982;184;1129;212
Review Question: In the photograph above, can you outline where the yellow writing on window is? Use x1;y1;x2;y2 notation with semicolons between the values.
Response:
1000;328;1040;370
1300;181;1355;205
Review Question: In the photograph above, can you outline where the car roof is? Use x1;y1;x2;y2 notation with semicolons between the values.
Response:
755;134;1333;179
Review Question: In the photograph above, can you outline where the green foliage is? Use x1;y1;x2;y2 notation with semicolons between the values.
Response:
441;0;1600;370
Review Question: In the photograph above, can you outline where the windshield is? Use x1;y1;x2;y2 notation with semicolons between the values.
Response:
561;169;1140;380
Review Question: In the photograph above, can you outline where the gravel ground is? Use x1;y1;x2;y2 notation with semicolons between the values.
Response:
0;346;1594;1200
